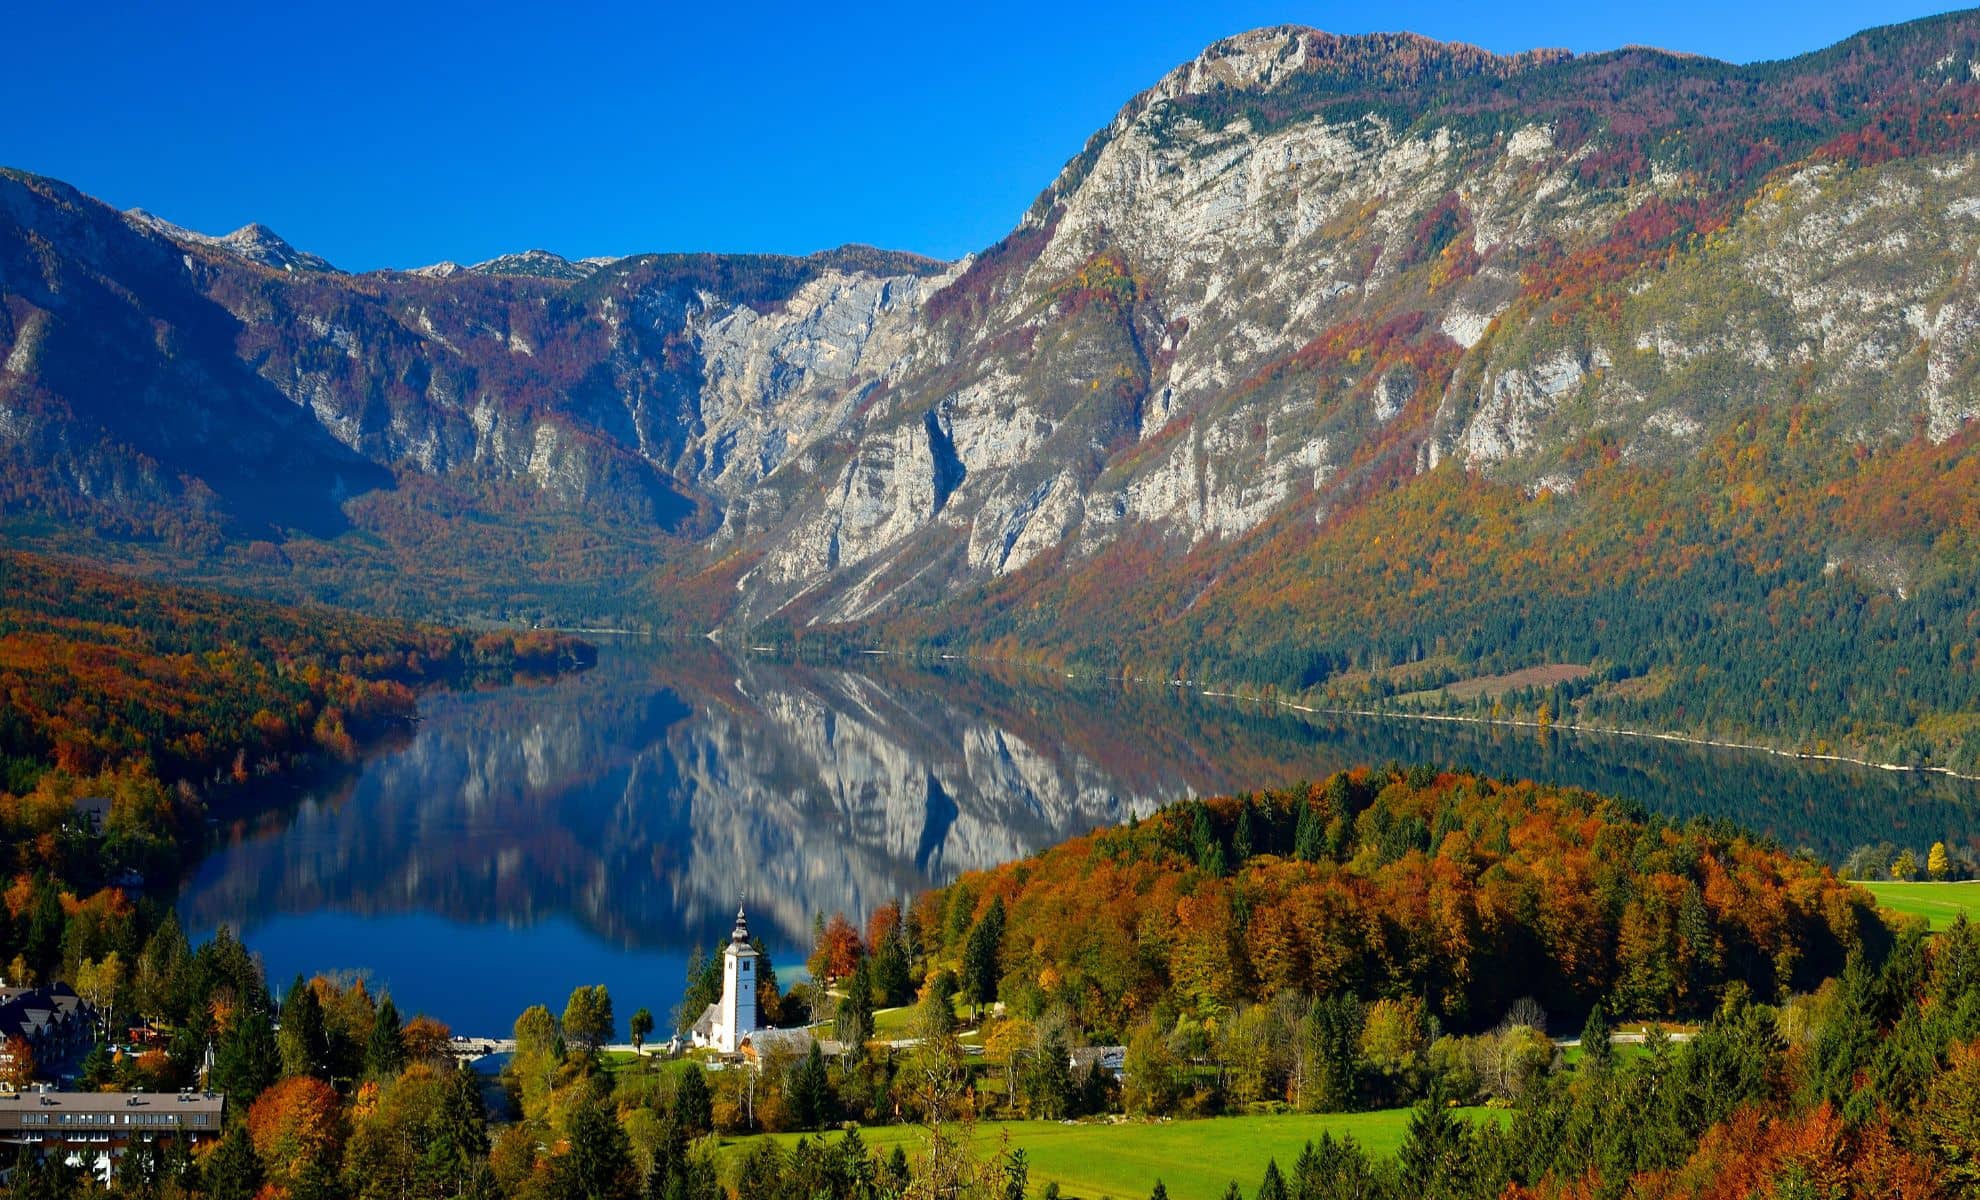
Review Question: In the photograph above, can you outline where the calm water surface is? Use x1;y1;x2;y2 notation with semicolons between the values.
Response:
178;641;1980;1035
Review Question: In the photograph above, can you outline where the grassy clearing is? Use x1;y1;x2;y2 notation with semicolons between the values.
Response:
866;999;986;1045
1393;663;1591;705
601;1050;695;1086
720;1107;1503;1200
1861;880;1980;931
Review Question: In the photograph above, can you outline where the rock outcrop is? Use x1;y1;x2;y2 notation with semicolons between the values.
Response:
6;12;1980;670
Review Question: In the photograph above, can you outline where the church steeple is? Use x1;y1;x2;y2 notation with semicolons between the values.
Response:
712;898;759;1053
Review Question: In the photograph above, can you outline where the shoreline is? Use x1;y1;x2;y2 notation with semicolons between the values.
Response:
797;644;1980;786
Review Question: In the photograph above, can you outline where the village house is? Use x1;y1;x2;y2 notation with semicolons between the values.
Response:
0;985;96;1087
1069;1044;1128;1081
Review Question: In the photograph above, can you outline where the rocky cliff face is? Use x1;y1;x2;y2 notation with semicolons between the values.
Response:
2;171;950;546
7;14;1980;745
713;19;1980;628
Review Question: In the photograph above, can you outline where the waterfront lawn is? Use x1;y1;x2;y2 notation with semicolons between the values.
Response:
1862;880;1980;930
722;1107;1503;1199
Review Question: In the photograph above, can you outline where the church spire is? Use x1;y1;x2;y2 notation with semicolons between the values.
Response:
730;898;750;946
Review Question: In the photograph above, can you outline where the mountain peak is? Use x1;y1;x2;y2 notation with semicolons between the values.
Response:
125;208;336;273
467;248;608;281
1160;25;1573;104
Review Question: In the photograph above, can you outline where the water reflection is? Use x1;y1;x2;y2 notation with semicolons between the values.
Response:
177;641;1980;1033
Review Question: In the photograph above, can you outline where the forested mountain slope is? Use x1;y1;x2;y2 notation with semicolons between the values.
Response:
6;12;1980;764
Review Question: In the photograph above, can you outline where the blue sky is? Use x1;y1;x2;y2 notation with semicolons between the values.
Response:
3;1;1955;270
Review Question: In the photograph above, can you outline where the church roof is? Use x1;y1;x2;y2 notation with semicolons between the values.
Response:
691;1003;718;1039
730;903;751;947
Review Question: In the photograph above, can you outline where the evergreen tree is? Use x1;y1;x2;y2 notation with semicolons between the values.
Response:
211;1008;279;1102
12;1148;80;1200
366;996;406;1079
1255;1159;1287;1200
79;1039;114;1089
961;898;1006;1019
676;947;714;1035
1025;1028;1077;1119
1292;1133;1376;1200
873;931;912;1006
1293;800;1324;863
278;974;329;1079
204;1124;263;1200
734;1141;787;1200
1304;994;1362;1112
419;1064;490;1196
136;914;192;1024
561;1093;638;1200
461;1162;502;1200
1805;950;1879;1110
1149;1183;1169;1200
1676;884;1720;1009
882;1147;911;1197
836;956;876;1051
787;1137;832;1198
1394;1091;1474;1199
836;1126;877;1200
789;1042;832;1130
23;878;62;975
674;1065;714;1137
1580;1002;1615;1077
1003;1147;1029;1200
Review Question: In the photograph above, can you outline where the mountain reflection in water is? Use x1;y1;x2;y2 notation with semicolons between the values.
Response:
178;641;1980;1035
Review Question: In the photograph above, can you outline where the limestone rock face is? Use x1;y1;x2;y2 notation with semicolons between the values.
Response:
8;14;1980;628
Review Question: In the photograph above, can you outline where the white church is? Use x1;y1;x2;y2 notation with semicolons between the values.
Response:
688;902;819;1059
690;904;760;1053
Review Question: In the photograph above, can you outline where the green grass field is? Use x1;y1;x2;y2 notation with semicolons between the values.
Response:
721;1108;1501;1200
600;1050;696;1087
1861;880;1980;931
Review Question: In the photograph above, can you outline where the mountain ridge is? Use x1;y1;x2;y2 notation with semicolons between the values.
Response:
6;12;1980;770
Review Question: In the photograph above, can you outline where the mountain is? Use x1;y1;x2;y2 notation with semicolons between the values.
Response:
6;12;1980;767
126;209;338;273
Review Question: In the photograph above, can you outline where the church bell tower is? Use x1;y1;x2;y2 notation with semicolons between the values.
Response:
716;903;758;1053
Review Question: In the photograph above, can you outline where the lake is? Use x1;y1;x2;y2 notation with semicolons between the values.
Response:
178;640;1980;1035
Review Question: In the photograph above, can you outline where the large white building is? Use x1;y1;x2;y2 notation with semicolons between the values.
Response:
690;905;758;1053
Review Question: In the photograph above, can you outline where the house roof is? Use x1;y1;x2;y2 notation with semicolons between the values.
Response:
743;1027;816;1058
0;985;89;1045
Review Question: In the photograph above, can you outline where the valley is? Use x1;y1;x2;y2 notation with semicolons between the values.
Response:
7;6;1980;1199
7;14;1980;773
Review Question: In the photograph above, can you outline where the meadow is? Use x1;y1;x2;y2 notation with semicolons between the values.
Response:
721;1107;1504;1199
1860;879;1980;930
